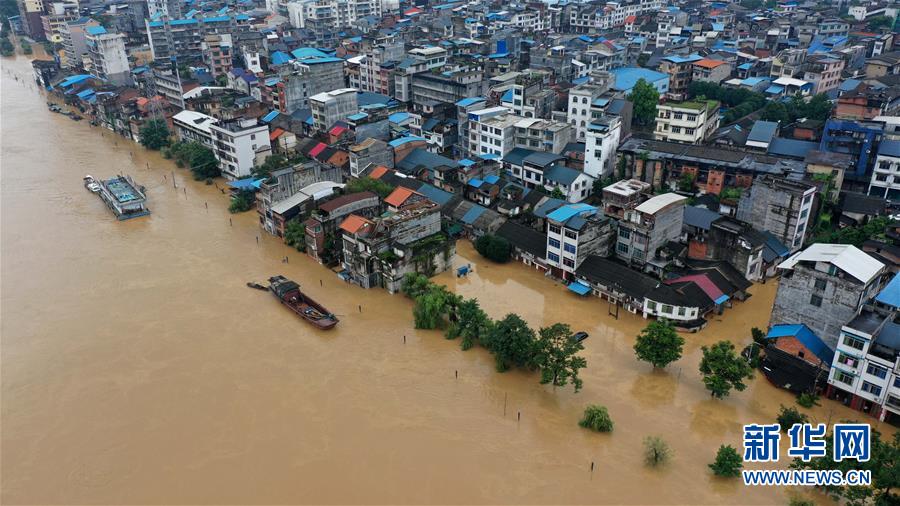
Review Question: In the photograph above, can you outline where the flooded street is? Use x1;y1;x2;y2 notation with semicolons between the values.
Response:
0;53;874;504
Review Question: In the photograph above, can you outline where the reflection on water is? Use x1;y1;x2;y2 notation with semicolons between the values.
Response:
0;53;872;505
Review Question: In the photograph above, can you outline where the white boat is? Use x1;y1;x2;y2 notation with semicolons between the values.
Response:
87;183;101;193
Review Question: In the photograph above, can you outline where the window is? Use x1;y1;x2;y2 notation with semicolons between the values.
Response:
815;278;827;290
647;301;656;311
564;243;577;254
895;377;900;389
661;304;672;314
862;381;883;397
867;363;888;379
617;242;629;254
582;97;588;104
678;307;686;316
564;230;577;240
810;294;822;307
549;224;561;234
835;370;854;386
837;353;857;367
548;252;560;262
548;238;561;249
843;335;865;351
563;258;575;268
571;108;577;114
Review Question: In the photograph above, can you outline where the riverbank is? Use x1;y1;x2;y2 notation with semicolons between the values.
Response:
0;52;870;504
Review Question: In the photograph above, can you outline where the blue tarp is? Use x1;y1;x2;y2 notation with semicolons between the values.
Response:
714;294;730;305
228;178;264;190
876;273;900;308
568;282;591;296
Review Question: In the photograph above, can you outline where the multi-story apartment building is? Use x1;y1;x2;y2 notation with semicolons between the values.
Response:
802;55;845;96
468;106;518;157
210;118;272;180
827;307;900;422
691;59;731;84
502;70;555;119
655;7;688;48
61;18;100;69
201;34;233;78
567;83;605;141
276;57;346;114
659;54;702;100
736;175;816;252
869;139;900;201
147;0;181;19
654;100;720;144
309;88;359;132
570;0;664;33
349;138;393;177
513;117;573;154
18;0;47;41
545;203;613;280
584;116;622;179
40;1;78;44
145;14;250;61
411;69;485;107
456;96;487;158
286;0;381;31
772;243;887;347
615;193;687;272
86;31;131;85
357;42;405;96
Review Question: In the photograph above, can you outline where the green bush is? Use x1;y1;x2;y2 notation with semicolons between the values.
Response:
709;445;742;477
474;234;511;263
643;436;671;466
776;405;808;431
579;405;613;432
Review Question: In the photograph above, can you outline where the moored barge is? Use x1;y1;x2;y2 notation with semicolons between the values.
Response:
268;275;339;330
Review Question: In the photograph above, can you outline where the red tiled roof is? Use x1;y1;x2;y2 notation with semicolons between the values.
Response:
369;165;390;179
309;142;327;157
665;274;724;302
384;186;415;208
330;124;348;136
269;127;285;141
339;214;373;234
694;59;727;69
624;15;636;24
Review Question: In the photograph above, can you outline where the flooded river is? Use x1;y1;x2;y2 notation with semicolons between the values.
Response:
0;53;873;505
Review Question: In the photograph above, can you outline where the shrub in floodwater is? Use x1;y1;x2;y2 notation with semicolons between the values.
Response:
643;436;671;466
776;405;808;432
578;405;613;432
796;392;820;409
708;445;742;477
788;498;815;506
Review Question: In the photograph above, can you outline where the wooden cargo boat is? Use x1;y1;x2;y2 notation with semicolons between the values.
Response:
268;275;339;330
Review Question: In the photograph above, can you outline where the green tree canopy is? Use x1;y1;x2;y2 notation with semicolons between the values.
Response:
533;323;587;392
643;436;672;466
485;313;537;372
474;234;511;263
447;298;492;351
579;405;613;432
283;219;306;252
776;405;809;432
401;272;433;299
345;177;395;198
633;319;684;369
699;341;754;398
139;118;171;150
628;78;660;127
168;141;219;180
709;445;743;477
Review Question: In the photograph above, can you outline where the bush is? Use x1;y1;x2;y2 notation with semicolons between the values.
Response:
796;392;820;409
579;405;613;432
643;436;671;466
709;445;742;477
474;234;511;263
228;190;255;214
776;405;808;431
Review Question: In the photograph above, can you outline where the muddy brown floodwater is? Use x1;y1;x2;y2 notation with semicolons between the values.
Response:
0;53;882;505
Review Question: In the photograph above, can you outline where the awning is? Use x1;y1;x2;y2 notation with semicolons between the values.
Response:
568;281;591;296
714;294;730;305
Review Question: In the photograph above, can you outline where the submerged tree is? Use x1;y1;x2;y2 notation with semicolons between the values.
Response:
643;436;672;467
139;118;171;150
485;313;537;371
400;272;432;300
283;219;307;252
448;298;492;351
474;234;511;263
633;319;684;369
579;405;613;432
699;340;753;398
709;445;743;477
533;323;587;392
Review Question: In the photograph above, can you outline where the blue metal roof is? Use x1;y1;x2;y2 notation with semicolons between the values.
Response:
291;47;329;60
261;110;279;123
547;203;596;223
568;281;591;296
461;205;487;224
468;178;484;188
610;67;668;92
766;324;834;364
484;175;500;184
85;26;107;35
58;74;95;87
456;97;485;107
388;136;425;147
458;158;475;167
228;178;264;190
747;120;778;143
479;153;500;160
76;88;95;99
876;273;900;308
416;184;454;206
388;112;409;123
347;112;369;121
765;85;785;94
270;51;293;65
501;89;513;102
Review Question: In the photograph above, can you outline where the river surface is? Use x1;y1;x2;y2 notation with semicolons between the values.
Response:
0;53;874;505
